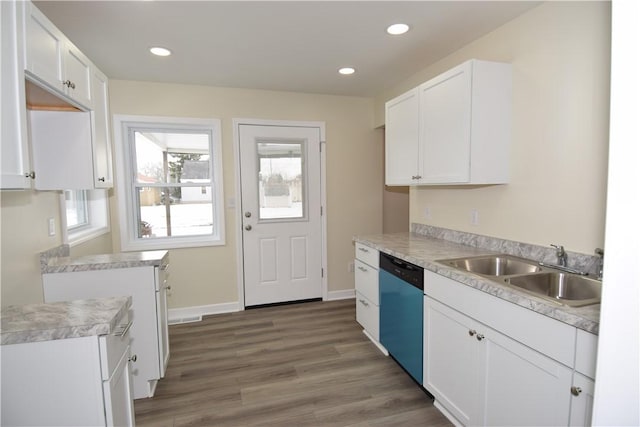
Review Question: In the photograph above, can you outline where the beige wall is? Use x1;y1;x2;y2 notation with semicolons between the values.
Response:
0;191;62;305
374;2;611;254
108;81;383;309
0;188;114;307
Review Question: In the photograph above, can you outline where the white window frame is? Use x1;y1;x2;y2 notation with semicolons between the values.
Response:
61;189;110;246
113;115;225;251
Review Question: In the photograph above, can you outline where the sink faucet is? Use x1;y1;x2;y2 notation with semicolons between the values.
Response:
595;248;604;280
550;244;567;267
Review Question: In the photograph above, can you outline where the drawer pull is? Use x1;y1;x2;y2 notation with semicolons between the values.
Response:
476;334;485;341
114;321;133;337
468;329;476;337
358;299;369;307
571;386;582;396
357;266;368;272
129;354;138;363
358;247;369;253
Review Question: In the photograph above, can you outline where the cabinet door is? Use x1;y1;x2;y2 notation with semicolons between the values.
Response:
385;88;420;185
419;62;472;183
569;373;595;427
24;2;65;93
103;345;135;427
155;266;170;378
424;297;479;425
63;43;92;108
480;325;573;426
91;68;113;188
356;291;379;341
1;0;32;189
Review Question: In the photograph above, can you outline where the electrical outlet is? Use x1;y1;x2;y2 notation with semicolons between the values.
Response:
348;261;355;273
470;209;479;226
424;207;431;219
48;218;56;236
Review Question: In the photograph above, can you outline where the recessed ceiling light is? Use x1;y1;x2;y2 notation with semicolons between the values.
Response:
338;67;356;75
387;23;410;35
150;47;172;57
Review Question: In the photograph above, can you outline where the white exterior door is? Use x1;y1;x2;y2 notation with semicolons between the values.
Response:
239;124;323;306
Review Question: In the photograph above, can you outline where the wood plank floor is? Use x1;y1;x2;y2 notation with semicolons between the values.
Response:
134;299;451;426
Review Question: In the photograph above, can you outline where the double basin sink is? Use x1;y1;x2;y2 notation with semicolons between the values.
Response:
438;255;601;307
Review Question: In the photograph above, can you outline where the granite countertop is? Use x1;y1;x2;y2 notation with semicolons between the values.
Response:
1;296;132;345
42;250;169;274
354;232;600;334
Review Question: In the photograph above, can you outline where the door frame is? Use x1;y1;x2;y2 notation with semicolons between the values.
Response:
233;118;327;309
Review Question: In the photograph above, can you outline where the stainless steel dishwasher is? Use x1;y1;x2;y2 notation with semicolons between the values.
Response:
379;252;424;384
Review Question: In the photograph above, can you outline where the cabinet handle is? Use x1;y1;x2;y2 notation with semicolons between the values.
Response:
411;175;422;180
98;177;106;182
63;80;76;89
468;329;476;337
476;334;485;341
129;354;138;363
358;299;369;307
166;285;172;291
357;266;368;272
358;247;369;253
115;321;133;337
25;171;36;179
571;386;582;396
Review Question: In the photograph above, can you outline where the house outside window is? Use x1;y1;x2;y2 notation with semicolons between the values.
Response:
114;116;225;251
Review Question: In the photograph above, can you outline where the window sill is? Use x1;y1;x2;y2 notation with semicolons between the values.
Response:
120;235;226;251
68;225;110;247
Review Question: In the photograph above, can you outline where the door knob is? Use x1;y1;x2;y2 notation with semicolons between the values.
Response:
245;225;252;231
244;211;252;218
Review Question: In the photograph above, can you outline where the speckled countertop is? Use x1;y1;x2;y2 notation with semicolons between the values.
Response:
354;232;600;334
1;297;131;345
42;250;169;274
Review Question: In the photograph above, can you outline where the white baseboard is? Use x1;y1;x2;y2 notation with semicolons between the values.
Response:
168;301;240;324
362;329;389;356
326;289;355;301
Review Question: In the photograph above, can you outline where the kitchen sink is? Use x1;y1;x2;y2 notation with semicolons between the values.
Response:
504;272;601;307
439;255;542;276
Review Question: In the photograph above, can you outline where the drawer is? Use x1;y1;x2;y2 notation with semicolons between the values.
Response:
355;243;379;268
575;329;598;379
356;291;379;341
355;259;379;305
99;317;132;380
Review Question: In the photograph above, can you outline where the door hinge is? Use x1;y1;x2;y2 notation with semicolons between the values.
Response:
320;206;323;216
321;268;324;278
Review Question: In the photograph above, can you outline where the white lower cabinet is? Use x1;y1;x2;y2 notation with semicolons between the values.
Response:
569;330;598;426
356;290;379;340
43;263;170;399
1;330;134;426
354;243;386;353
424;297;572;426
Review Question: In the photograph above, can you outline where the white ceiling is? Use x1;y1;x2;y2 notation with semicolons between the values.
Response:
34;1;540;97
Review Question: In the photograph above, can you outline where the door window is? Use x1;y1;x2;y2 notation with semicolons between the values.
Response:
256;140;306;221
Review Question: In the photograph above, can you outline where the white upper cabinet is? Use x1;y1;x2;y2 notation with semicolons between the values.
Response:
0;0;113;190
91;67;113;188
1;0;33;189
385;59;512;186
24;1;92;108
385;88;420;186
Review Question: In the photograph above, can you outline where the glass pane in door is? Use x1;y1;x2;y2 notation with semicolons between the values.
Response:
257;141;305;220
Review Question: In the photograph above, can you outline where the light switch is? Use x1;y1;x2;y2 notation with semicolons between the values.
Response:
48;218;56;236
